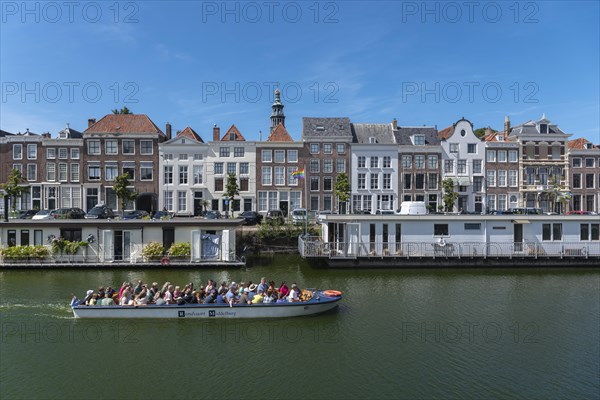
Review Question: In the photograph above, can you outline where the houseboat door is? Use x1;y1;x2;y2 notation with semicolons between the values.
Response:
163;228;175;254
514;224;524;252
102;230;113;261
346;223;359;256
113;230;131;261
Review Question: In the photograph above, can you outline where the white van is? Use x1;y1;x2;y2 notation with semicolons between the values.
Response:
291;208;307;225
397;201;428;215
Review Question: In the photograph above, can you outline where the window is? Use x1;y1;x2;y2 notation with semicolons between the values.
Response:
428;155;438;169
586;174;595;189
543;223;562;241
498;170;507;187
498;194;507;210
164;166;173;184
163;153;173;161
444;160;454;174
415;174;425;190
193;165;203;184
428;173;438;190
497;150;507;162
219;147;230;157
239;163;249;175
12;164;22;174
415;155;425;169
403;174;411;190
88;165;100;180
488;195;496;211
179;153;188;161
323;176;333;191
473;159;482;174
358;156;366;168
310;143;319;154
102;164;116;181
487;150;496;162
370;173;379;189
105;140;118;155
323;143;332;154
164;191;173;211
585;158;595;168
434;224;449;236
358;173;366;189
27;144;37;159
382;156;391;168
13;144;22;159
336;159;346;173
457;160;467;174
572;174;581;189
509;170;517;187
140;140;153;155
580;224;600;240
239;178;249;191
383;173;391;190
336;143;345;154
70;164;79;182
178;191;187;212
287;167;298;186
26;164;36;181
540;123;547;134
58;164;67;182
402;156;412;169
46;163;56;181
58;148;68;159
323;159;333;173
70;148;79;159
122;140;135;154
123;163;135;180
310;159;320;173
287;150;298;162
467;144;476;154
274;150;285;163
449;143;459;153
486;170;496;187
262;150;272;162
310;177;319;191
323;196;332;211
87;140;100;155
214;178;223;191
370;157;379;168
193;153;203;161
141;163;153;181
227;163;236;174
234;147;244;157
275;167;285;185
508;150;518;162
214;163;223;174
572;158;582;168
465;223;481;230
178;166;188;184
47;148;56;159
262;167;272;185
414;135;425;146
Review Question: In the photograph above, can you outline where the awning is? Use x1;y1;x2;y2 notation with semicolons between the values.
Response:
512;219;530;224
452;177;471;186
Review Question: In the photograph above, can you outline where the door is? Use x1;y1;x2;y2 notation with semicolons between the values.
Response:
458;196;468;212
514;224;524;252
280;201;289;217
347;223;359;256
193;192;203;216
163;228;175;255
102;230;113;261
114;231;123;261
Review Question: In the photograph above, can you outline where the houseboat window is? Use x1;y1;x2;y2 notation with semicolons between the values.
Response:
542;223;562;241
492;226;506;230
580;224;589;241
464;223;481;230
369;224;376;252
593;224;600;241
60;228;82;242
395;224;401;244
20;230;30;246
382;224;388;252
434;224;448;236
34;230;43;246
7;230;17;247
581;224;600;241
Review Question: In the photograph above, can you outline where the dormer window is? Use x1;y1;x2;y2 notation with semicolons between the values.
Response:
316;126;325;131
540;124;548;134
229;132;236;141
414;135;425;145
497;135;504;141
369;137;377;144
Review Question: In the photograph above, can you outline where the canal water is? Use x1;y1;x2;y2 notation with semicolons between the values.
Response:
0;255;598;399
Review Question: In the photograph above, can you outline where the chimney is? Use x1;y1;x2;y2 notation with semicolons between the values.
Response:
504;116;510;135
42;132;51;139
213;124;220;141
88;118;96;128
166;122;172;140
392;118;398;130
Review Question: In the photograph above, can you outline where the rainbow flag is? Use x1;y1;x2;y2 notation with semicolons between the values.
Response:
291;168;305;179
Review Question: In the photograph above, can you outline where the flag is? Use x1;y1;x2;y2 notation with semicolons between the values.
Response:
291;168;305;179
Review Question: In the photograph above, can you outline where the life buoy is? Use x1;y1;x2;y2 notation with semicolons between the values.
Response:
323;290;342;297
161;257;170;266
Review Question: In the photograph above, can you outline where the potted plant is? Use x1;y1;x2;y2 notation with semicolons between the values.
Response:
142;242;164;262
167;242;191;261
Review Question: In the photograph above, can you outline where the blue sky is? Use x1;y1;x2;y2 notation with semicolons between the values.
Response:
1;1;599;143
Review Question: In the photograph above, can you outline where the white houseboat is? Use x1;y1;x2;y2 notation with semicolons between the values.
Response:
299;213;600;267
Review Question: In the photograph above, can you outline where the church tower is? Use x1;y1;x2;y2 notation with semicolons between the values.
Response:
270;88;285;133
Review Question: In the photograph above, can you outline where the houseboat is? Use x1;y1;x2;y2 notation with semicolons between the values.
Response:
299;213;600;267
0;218;245;268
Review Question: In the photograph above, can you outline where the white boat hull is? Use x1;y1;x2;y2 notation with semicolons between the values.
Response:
72;292;342;319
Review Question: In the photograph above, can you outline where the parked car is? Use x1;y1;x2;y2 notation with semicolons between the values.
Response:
317;210;332;223
291;209;307;226
51;208;86;219
85;205;115;219
566;210;593;215
32;209;53;220
510;207;543;215
17;210;38;219
122;210;150;220
239;211;262;225
376;209;395;215
152;210;173;220
203;210;222;219
266;209;285;224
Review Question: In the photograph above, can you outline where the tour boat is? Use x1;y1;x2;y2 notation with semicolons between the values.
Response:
71;289;343;318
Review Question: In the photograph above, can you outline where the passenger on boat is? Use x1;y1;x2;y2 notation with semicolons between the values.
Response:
135;288;150;305
149;282;159;302
276;292;287;303
120;289;133;305
100;292;115;306
98;287;105;299
164;285;175;304
173;286;181;299
204;288;217;304
226;283;238;304
238;288;252;305
263;289;275;303
252;289;264;304
257;277;268;293
268;281;277;293
279;282;289;297
248;283;258;301
288;284;301;302
134;280;144;295
215;289;227;304
106;287;116;299
154;291;166;305
118;282;128;299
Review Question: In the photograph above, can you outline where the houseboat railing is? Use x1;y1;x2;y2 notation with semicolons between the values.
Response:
297;235;600;259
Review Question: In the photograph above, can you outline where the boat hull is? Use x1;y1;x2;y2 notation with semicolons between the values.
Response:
72;293;342;319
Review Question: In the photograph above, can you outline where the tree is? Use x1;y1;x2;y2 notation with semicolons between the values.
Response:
224;172;240;218
442;178;458;212
0;169;30;211
113;173;137;211
201;199;210;212
112;106;132;114
334;173;351;214
473;127;488;138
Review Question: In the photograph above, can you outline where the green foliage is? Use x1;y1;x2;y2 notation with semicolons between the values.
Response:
334;173;351;213
113;173;138;210
442;178;458;212
224;172;240;217
257;222;319;241
51;238;86;255
142;242;164;261
168;242;191;257
0;169;30;211
112;106;132;114
0;245;49;260
473;127;489;138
